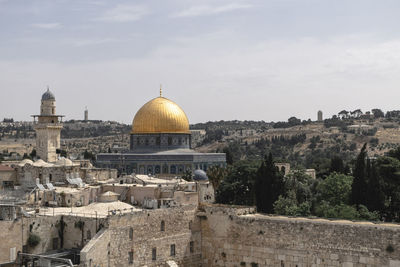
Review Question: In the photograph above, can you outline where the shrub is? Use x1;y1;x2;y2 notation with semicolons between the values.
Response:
386;244;395;253
28;233;41;247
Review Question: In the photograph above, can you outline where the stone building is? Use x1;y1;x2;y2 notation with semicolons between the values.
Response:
318;110;323;121
0;164;17;189
97;91;226;175
84;106;88;121
11;158;116;193
32;88;64;162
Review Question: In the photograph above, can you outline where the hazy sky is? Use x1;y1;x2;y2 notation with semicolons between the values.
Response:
1;0;400;124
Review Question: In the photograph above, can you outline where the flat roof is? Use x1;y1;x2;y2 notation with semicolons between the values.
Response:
40;201;140;218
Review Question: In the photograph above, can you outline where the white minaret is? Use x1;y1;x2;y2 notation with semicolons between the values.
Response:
32;87;64;162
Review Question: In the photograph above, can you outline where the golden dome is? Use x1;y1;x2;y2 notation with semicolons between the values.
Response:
131;96;190;134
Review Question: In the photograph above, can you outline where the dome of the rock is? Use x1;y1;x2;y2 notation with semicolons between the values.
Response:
131;96;190;134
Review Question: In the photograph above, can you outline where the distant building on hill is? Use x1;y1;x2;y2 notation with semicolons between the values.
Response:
317;110;323;121
84;107;88;121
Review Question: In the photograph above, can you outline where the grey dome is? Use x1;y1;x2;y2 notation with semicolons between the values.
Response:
42;88;55;100
193;169;208;181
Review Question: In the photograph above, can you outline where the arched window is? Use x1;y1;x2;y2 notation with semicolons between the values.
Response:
129;227;133;240
170;165;176;174
155;166;160;174
160;220;165;231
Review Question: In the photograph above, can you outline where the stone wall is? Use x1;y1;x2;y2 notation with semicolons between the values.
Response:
80;167;117;182
80;205;202;267
0;169;17;189
101;184;160;206
200;205;400;267
173;191;198;206
0;220;22;264
19;214;106;255
80;228;111;267
16;164;81;186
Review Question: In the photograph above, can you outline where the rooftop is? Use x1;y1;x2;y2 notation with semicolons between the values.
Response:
39;201;139;218
0;164;14;171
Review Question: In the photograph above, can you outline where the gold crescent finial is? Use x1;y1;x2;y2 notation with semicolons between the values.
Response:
160;84;162;97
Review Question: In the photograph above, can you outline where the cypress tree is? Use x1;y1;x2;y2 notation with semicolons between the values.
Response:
255;153;284;213
351;143;369;205
367;161;384;212
330;156;344;174
255;157;267;212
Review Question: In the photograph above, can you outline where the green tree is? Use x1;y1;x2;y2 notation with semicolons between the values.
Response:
181;170;193;181
316;172;353;206
83;150;95;161
216;162;257;205
255;153;284;213
273;190;311;217
371;108;384;118
207;165;228;196
351;143;368;205
375;156;400;222
222;147;234;165
366;161;384;212
29;149;37;159
329;156;344;174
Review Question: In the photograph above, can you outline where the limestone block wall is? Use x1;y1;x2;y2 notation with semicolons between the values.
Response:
173;191;198;206
0;169;17;189
198;182;215;203
80;206;202;267
21;215;107;255
101;184;161;205
80;228;111;267
0;220;22;264
16;164;81;186
80;168;117;182
55;187;101;207
200;205;400;267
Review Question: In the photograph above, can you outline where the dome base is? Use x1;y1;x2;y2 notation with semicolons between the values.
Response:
130;133;191;152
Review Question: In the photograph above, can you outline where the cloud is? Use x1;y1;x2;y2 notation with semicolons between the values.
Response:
71;38;120;47
94;4;147;22
173;3;252;18
2;32;400;123
31;23;61;29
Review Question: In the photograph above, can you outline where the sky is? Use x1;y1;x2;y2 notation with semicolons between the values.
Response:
1;0;400;124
